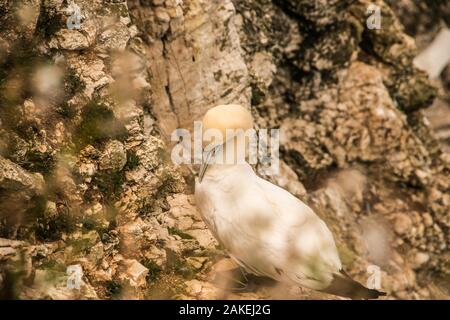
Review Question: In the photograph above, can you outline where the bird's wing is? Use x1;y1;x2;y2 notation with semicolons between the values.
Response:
248;176;343;289
256;177;342;261
196;175;285;279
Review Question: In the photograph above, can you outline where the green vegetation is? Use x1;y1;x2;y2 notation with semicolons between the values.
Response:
22;149;56;174
251;85;264;106
38;259;67;273
166;250;195;280
72;99;127;152
145;273;187;300
56;102;77;119
156;169;181;197
64;68;86;98
33;201;77;242
56;68;86;119
125;151;140;170
35;5;64;39
142;260;163;283
168;227;194;240
65;231;100;256
81;216;109;237
94;171;125;201
105;280;122;299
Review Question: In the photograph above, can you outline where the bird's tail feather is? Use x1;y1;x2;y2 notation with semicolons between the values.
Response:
321;270;386;300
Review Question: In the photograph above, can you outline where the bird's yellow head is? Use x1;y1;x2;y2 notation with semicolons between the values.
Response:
198;105;254;181
202;104;254;141
202;104;254;153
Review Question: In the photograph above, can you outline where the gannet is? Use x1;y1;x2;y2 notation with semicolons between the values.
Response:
195;104;385;299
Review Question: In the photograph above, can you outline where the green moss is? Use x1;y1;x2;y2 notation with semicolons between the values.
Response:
56;69;85;119
190;247;223;259
387;70;437;113
251;85;264;106
56;102;77;119
125;151;140;170
22;149;55;174
168;227;194;240
108;3;131;19
142;260;163;283
105;204;119;224
64;231;100;258
0;269;21;299
78;204;117;240
158;169;182;195
81;216;108;237
72;99;127;152
137;169;182;216
94;171;125;201
33;203;77;242
39;259;67;273
35;4;64;39
64;68;86;97
81;217;98;231
166;250;195;280
105;280;122;299
0;40;42;88
66;239;92;255
137;199;157;217
26;195;47;222
145;273;187;300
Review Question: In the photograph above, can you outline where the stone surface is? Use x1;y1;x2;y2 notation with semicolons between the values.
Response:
99;140;127;171
0;0;449;301
118;259;149;288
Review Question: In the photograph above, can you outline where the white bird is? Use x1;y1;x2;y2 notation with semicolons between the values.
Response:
195;104;385;299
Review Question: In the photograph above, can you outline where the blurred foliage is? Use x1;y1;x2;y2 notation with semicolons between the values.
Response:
72;99;127;152
168;227;194;240
34;203;77;242
142;259;163;283
35;3;65;39
105;280;122;299
94;171;125;201
125;151;140;170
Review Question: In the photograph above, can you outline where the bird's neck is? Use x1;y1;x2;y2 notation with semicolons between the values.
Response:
209;161;249;169
200;136;253;181
206;161;253;178
210;136;249;164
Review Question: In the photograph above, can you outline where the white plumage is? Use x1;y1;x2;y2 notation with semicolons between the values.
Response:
195;162;341;291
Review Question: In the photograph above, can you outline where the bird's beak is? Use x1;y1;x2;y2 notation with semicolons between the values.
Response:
198;144;220;183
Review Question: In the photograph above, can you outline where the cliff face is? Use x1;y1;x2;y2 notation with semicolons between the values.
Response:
0;0;448;299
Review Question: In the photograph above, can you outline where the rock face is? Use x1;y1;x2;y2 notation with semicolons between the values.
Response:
0;0;449;300
128;0;250;137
